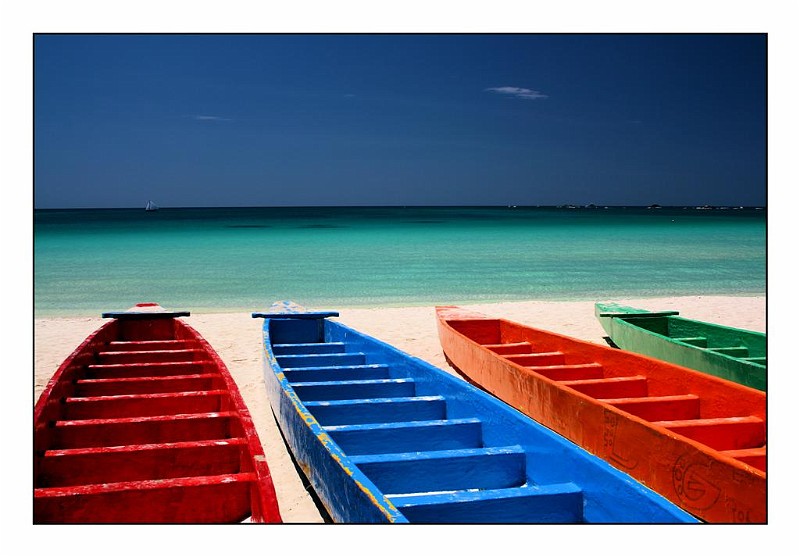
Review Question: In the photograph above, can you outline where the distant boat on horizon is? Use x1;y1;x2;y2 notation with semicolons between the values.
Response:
145;200;159;211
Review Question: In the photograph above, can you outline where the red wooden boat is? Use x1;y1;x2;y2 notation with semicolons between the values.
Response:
34;303;282;523
436;306;766;523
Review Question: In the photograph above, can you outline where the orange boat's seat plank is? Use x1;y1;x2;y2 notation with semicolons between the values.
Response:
720;446;766;472
653;416;765;451
560;375;648;398
505;352;566;366
482;342;533;355
598;394;700;422
526;363;604;381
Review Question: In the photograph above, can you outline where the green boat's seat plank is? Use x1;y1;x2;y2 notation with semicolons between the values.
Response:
652;416;765;451
390;483;584;524
271;342;346;355
560;375;648;398
598;309;680;318
672;337;709;347
597;394;700;422
325;418;483;455
526;363;604;381
282;364;391;383
741;357;766;365
707;346;749;357
482;342;533;355
304;396;446;426
290;378;416;401
504;352;567;366
350;445;527;494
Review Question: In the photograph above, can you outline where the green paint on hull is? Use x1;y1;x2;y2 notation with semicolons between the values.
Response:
595;302;766;391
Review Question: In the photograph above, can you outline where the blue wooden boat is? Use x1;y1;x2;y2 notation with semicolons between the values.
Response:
253;302;698;524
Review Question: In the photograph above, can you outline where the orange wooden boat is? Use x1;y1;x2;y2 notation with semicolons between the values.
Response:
436;306;766;523
34;303;283;523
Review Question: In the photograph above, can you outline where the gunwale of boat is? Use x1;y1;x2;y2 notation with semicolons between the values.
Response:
435;305;766;524
594;302;766;391
254;304;698;524
34;304;282;524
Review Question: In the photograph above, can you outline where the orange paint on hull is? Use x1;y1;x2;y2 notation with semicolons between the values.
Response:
436;306;766;524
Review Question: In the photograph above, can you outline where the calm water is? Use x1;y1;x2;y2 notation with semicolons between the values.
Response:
34;206;766;317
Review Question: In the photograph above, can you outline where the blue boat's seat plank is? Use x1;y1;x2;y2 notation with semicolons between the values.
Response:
350;446;526;494
325;418;483;455
282;364;390;383
305;396;446;426
390;483;584;524
276;352;366;368
271;342;346;356
291;378;416;401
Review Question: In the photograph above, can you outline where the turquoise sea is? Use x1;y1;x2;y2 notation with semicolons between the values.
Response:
33;206;766;317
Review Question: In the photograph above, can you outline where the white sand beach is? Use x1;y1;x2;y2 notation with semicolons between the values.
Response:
33;295;767;524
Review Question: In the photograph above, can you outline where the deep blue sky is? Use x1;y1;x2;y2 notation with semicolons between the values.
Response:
34;34;766;208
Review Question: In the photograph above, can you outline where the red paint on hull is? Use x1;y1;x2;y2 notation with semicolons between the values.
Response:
34;304;282;523
436;306;766;524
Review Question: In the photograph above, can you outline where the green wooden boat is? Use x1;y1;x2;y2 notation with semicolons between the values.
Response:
594;302;766;391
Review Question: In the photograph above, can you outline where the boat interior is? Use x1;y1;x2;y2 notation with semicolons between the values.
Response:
34;316;268;523
264;316;694;523
617;315;766;366
446;318;766;473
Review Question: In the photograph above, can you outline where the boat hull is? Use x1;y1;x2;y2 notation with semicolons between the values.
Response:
34;304;282;523
595;302;766;391
255;304;697;524
436;306;766;523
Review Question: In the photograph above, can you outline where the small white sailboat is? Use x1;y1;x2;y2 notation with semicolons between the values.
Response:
145;200;159;211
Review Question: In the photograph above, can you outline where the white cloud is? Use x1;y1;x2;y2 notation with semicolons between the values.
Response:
485;86;548;100
191;115;232;121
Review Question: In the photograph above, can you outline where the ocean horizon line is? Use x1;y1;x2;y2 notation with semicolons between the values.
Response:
34;204;767;211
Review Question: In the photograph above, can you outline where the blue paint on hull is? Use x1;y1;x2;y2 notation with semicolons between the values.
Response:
255;306;699;524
